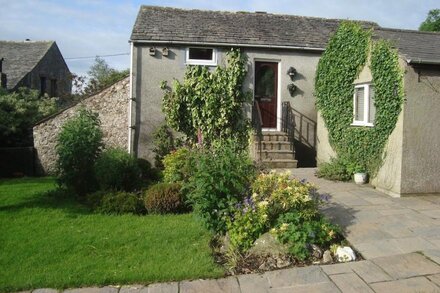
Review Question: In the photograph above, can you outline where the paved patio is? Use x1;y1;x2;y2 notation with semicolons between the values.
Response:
25;168;440;292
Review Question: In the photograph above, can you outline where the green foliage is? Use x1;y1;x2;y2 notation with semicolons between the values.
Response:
97;191;145;215
56;108;103;196
317;157;353;181
152;124;176;169
163;147;194;184
144;182;187;214
185;140;256;234
137;158;161;183
272;212;340;260
419;9;440;32
95;147;141;192
227;196;268;252
315;21;404;176
251;172;320;223
162;49;251;148
0;87;58;146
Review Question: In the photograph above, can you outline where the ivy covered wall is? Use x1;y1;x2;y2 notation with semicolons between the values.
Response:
315;21;404;176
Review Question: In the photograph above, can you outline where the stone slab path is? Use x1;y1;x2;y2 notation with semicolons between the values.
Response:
19;168;440;292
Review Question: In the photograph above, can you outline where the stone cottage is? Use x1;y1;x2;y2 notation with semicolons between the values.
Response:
0;40;71;96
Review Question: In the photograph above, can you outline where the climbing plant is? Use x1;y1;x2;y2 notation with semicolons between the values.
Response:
315;21;404;176
161;49;251;148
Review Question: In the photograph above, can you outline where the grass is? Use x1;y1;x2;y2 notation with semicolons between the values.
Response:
0;177;224;292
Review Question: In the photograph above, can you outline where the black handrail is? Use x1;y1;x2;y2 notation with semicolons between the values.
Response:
281;102;296;155
252;100;263;161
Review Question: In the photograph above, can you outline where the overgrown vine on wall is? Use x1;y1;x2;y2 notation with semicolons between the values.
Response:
161;49;251;148
315;21;404;175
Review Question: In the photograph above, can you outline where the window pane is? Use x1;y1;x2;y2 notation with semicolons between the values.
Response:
369;86;375;124
355;87;365;121
189;48;213;60
255;65;275;97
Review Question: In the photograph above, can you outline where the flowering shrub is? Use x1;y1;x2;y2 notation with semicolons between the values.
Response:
163;147;193;184
227;196;268;252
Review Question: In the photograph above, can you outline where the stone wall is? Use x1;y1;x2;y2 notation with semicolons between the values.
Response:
33;77;130;174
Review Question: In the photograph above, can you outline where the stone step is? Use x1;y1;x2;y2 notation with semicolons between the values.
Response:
261;150;295;160
260;131;289;142
256;141;293;151
262;159;298;169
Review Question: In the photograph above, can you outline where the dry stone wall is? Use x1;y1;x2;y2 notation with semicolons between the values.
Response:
33;77;130;174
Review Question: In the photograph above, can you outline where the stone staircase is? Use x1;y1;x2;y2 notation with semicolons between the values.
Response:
255;131;298;169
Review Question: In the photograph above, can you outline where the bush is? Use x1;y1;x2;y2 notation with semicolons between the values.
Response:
251;172;320;224
316;157;352;181
163;148;193;184
144;183;186;214
185;140;256;234
95;148;141;192
97;191;145;215
152;124;176;169
56;108;102;196
85;190;107;210
272;211;341;260
137;158;162;183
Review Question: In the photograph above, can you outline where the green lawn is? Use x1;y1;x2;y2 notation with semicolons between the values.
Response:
0;177;224;292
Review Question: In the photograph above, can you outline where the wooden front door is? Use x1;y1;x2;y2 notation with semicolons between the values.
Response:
255;61;278;128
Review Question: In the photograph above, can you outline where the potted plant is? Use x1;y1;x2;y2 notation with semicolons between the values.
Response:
352;164;367;184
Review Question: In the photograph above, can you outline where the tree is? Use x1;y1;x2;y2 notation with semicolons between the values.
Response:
83;57;129;94
419;9;440;32
0;87;58;146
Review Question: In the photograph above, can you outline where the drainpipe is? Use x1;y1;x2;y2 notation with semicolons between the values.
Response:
128;42;134;154
0;58;6;89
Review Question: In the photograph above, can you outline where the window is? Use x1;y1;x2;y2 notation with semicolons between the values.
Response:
40;76;47;96
352;83;375;126
186;47;217;66
50;79;57;97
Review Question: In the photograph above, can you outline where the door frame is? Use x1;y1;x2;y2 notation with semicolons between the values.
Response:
253;58;282;131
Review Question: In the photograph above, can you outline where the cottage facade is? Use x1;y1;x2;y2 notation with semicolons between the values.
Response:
0;40;71;96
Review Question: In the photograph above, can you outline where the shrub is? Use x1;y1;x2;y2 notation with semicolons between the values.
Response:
316;157;352;181
251;172;320;224
272;211;341;260
227;196;268;252
137;158;162;184
163;147;193;184
56;108;102;196
97;191;145;215
85;190;107;210
144;183;186;214
185;140;256;234
95;148;141;192
152;124;175;169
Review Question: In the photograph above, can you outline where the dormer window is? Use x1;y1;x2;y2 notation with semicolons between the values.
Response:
352;83;375;127
186;48;217;66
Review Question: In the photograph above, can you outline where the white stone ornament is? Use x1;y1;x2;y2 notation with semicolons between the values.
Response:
336;246;356;262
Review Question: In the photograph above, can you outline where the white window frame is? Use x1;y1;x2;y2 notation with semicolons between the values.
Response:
352;83;375;127
185;47;217;66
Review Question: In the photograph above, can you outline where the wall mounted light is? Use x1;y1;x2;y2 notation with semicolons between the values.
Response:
287;83;297;97
162;47;169;57
149;47;156;56
287;67;297;80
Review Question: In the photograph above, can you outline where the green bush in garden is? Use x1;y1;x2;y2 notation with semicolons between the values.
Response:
163;147;194;184
95;148;141;192
56;108;103;196
185;140;256;234
144;182;187;214
97;191;145;215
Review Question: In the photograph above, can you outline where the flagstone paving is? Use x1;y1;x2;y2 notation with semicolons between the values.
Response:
21;168;440;292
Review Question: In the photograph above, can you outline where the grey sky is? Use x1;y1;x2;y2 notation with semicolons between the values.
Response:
0;0;437;77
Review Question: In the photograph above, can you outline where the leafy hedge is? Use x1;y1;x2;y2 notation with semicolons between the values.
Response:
315;22;404;176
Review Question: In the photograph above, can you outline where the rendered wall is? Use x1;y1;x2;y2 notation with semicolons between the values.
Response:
400;64;440;195
131;44;321;165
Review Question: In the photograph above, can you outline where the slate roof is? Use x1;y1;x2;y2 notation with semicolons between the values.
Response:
131;6;440;65
131;6;377;50
374;28;440;65
0;40;54;89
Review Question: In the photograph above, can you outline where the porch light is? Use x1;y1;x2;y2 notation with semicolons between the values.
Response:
287;83;296;96
287;67;296;80
162;47;169;57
